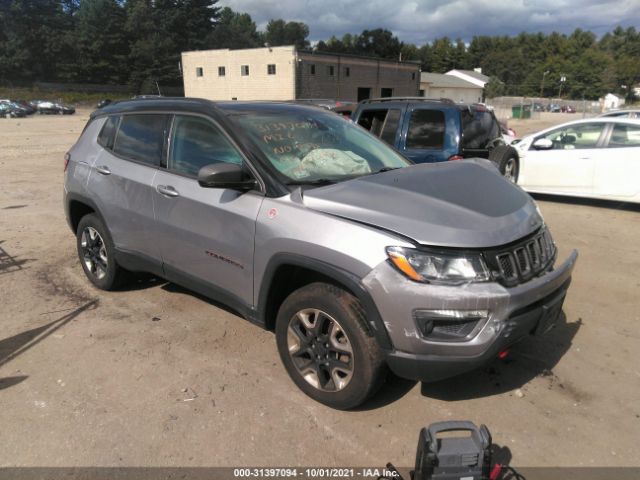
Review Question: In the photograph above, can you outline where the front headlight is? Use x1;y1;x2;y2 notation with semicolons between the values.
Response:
386;246;490;284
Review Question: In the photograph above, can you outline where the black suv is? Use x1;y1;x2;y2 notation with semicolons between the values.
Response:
352;98;519;181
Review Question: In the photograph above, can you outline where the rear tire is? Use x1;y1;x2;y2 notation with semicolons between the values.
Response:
275;282;387;409
489;145;519;183
76;214;128;290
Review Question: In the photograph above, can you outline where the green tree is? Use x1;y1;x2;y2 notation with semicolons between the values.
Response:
264;19;310;50
75;0;128;84
207;7;261;49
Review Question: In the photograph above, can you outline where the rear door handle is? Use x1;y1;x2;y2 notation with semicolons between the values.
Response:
96;165;111;175
156;185;180;197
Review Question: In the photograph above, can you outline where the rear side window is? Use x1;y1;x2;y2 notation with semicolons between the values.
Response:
113;114;169;166
607;123;640;147
97;115;119;149
461;109;500;149
169;115;244;177
357;108;401;145
406;109;445;149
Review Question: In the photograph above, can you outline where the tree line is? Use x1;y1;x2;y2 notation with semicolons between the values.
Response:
1;0;638;100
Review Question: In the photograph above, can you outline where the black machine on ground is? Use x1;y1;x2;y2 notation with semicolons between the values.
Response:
385;421;524;480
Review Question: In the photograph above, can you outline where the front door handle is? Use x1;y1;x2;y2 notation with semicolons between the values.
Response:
96;165;111;175
156;185;180;197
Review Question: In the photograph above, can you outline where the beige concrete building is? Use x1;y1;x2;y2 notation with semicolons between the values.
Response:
182;46;420;102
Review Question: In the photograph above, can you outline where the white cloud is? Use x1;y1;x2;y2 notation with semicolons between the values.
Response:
219;0;640;44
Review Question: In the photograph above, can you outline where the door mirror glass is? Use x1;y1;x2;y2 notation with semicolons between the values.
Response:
197;163;256;190
532;138;553;150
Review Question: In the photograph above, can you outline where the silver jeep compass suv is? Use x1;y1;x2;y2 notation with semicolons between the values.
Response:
64;98;577;409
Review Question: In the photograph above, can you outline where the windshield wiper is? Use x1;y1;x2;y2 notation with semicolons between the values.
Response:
371;167;401;174
286;178;336;186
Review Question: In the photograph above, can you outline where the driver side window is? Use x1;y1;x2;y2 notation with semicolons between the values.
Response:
538;123;604;150
168;115;243;177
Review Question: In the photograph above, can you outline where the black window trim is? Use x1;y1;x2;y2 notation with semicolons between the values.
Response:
163;112;266;192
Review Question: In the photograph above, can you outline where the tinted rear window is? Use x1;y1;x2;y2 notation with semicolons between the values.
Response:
461;109;500;149
406;109;445;149
97;115;119;149
113;114;169;166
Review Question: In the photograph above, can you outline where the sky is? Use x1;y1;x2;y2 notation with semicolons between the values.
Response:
218;0;640;45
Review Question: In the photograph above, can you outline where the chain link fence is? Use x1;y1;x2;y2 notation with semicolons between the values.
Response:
487;96;603;122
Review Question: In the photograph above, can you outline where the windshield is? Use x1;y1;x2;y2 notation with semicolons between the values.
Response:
231;109;411;184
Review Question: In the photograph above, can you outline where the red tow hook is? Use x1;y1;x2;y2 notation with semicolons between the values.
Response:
498;349;510;360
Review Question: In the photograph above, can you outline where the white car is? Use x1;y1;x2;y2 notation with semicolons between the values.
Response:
513;117;640;204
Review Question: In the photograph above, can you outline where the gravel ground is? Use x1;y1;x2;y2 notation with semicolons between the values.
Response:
0;109;639;468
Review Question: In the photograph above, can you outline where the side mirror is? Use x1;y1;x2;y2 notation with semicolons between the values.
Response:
197;163;257;191
532;138;553;150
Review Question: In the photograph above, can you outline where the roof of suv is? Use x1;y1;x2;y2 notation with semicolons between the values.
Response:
358;97;489;111
92;97;334;118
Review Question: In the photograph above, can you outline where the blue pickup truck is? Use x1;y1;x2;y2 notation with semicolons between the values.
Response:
352;98;519;181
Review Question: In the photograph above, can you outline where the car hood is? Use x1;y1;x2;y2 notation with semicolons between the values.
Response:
302;159;543;248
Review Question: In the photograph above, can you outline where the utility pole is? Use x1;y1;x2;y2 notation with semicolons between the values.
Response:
558;75;566;98
540;70;549;98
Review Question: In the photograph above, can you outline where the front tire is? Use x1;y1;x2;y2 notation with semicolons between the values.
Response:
76;214;128;290
489;145;519;183
275;282;386;409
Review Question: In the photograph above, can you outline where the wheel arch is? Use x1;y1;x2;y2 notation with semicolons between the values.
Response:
65;193;107;235
257;254;393;350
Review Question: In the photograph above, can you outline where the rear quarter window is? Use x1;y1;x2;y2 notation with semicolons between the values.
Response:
406;109;445;149
97;115;120;149
112;114;169;166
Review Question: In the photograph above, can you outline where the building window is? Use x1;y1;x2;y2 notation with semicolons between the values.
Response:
196;67;203;77
411;72;416;80
241;65;249;76
327;65;335;76
218;66;225;76
309;64;316;75
381;88;393;98
267;64;276;75
345;67;350;77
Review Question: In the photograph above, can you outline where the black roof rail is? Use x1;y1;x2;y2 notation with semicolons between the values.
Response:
359;97;455;105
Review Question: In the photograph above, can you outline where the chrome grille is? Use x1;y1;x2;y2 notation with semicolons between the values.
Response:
487;229;556;286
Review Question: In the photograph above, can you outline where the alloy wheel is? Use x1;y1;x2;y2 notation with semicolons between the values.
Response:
80;226;108;280
287;308;354;392
504;158;517;182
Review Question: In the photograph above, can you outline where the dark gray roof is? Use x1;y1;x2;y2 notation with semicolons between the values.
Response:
420;72;482;89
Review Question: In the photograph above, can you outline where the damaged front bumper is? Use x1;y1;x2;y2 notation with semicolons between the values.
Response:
363;250;578;382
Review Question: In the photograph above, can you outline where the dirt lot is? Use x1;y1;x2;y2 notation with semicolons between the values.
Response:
1;110;639;468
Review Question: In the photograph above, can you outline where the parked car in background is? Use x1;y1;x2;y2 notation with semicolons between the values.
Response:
13;100;37;115
499;121;517;143
599;109;640;119
64;98;577;409
0;101;28;118
547;104;561;112
533;102;545;112
561;105;576;113
352;97;520;180
37;101;75;115
513;118;640;203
